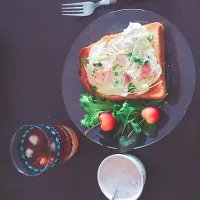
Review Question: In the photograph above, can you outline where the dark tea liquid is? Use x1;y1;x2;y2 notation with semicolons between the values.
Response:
22;125;78;170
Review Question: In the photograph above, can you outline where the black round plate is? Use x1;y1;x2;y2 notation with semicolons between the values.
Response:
62;9;195;152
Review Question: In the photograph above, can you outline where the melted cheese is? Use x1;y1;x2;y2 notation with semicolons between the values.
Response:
86;22;162;96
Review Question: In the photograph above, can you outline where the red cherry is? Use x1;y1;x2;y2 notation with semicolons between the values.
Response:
99;112;116;132
141;106;160;124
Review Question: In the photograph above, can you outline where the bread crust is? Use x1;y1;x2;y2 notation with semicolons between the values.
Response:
79;22;166;100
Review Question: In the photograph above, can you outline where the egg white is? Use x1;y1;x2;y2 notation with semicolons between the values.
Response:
86;22;162;96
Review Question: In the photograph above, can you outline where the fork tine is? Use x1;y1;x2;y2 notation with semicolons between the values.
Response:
62;3;84;6
62;13;85;16
62;6;83;10
62;10;84;13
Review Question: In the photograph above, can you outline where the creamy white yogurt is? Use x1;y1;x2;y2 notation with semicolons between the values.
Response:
97;154;146;200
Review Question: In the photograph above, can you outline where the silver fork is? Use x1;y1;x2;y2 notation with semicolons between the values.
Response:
62;0;118;17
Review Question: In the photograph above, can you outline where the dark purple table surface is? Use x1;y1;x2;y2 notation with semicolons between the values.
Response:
0;0;200;199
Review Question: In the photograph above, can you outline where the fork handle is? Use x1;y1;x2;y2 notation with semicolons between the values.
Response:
109;0;132;3
97;0;131;6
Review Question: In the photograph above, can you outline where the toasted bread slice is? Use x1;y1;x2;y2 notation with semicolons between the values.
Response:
79;22;166;100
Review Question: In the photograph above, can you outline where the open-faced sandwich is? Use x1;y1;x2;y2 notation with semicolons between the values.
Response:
79;22;166;100
79;22;167;147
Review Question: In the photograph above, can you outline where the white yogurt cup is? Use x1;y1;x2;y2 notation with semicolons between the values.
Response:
97;154;146;200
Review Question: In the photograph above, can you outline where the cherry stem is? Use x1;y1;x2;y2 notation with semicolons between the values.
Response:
84;123;101;136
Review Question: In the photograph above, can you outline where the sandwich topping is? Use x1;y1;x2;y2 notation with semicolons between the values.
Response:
83;22;162;96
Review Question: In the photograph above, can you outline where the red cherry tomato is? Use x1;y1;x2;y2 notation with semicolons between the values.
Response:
141;106;160;124
99;112;116;132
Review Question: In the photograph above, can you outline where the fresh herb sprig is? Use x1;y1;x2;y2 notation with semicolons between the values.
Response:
93;62;102;67
133;56;149;65
126;53;150;65
148;32;153;41
128;82;136;93
81;57;87;64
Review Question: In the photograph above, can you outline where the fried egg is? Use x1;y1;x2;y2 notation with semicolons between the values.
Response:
85;22;162;96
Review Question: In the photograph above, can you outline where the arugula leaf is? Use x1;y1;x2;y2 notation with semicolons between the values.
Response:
114;102;142;135
143;122;157;136
112;104;121;120
130;120;142;134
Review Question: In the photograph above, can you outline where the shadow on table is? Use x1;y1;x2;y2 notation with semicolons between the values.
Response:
0;38;12;125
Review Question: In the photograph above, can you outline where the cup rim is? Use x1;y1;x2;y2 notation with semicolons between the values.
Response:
97;154;145;200
10;125;52;177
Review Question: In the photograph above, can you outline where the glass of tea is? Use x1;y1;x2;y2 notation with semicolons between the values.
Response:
10;124;78;176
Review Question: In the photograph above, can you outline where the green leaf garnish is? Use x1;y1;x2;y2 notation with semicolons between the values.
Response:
80;94;161;147
91;69;95;76
128;82;133;89
133;56;150;65
92;86;97;91
143;123;157;136
112;65;117;70
129;89;135;94
148;33;153;41
114;72;118;76
81;57;87;63
98;62;102;66
80;94;113;128
128;82;135;93
126;52;133;57
93;62;102;67
113;80;119;84
133;56;145;65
